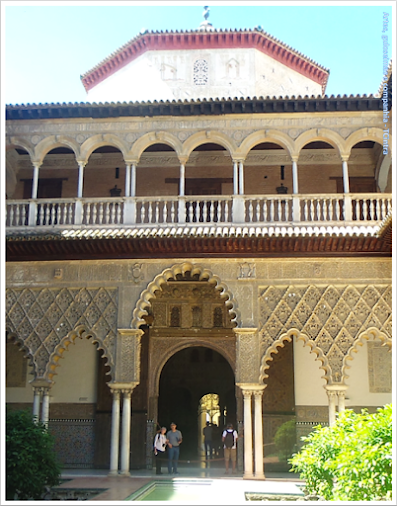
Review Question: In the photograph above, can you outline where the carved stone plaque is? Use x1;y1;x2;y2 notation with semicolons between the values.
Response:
367;341;391;393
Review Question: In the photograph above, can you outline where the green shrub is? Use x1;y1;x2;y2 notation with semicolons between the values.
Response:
273;419;297;462
289;404;392;501
6;409;61;500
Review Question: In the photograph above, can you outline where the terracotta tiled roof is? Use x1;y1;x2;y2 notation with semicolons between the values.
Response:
80;28;330;93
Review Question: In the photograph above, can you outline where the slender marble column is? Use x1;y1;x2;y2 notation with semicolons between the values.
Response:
238;161;244;195
327;390;337;426
31;163;41;199
242;390;254;478
77;162;85;198
342;158;350;193
125;164;131;197
41;388;50;427
253;390;265;478
120;389;132;476
32;387;42;420
179;163;185;196
337;390;346;413
292;159;299;194
130;164;136;197
109;389;121;476
233;161;238;195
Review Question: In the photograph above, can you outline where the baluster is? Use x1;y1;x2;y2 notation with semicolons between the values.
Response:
148;201;153;223
171;202;175;223
277;199;282;222
51;204;56;225
369;199;375;220
380;198;386;219
92;203;98;224
255;200;260;222
16;205;21;226
308;199;314;221
268;199;274;221
140;202;146;223
247;200;253;222
162;201;167;224
208;201;213;222
316;200;321;221
155;201;160;223
38;204;44;226
8;206;14;226
224;200;229;222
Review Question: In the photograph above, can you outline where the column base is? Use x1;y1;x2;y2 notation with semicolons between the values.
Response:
119;471;131;477
253;473;266;480
243;473;255;479
108;470;119;477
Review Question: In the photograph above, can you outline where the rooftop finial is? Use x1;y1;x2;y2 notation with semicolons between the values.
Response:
199;6;213;31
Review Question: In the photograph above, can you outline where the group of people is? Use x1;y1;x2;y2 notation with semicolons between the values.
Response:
153;421;238;475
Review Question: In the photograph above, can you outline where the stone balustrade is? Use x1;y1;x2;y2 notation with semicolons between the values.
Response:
5;193;392;230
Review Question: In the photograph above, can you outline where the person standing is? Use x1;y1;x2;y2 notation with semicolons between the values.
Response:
166;422;183;475
153;427;168;475
222;423;238;474
203;421;213;460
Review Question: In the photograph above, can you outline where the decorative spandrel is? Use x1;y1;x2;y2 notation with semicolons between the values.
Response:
259;283;392;383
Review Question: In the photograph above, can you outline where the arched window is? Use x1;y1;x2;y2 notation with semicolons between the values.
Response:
192;306;202;327
213;307;223;327
170;306;181;327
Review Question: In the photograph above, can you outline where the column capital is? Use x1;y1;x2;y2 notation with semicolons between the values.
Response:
32;160;42;169
233;328;258;337
76;160;87;168
109;381;139;393
125;159;139;166
325;384;348;392
290;155;299;163
178;156;189;165
340;154;350;162
232;157;245;164
117;328;144;338
237;383;265;395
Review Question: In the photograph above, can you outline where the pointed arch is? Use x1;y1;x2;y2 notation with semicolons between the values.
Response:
181;131;236;159
237;129;295;159
341;327;392;384
6;328;36;377
259;328;332;384
294;128;345;158
128;131;183;161
45;325;114;381
80;134;129;162
34;135;80;163
131;261;240;329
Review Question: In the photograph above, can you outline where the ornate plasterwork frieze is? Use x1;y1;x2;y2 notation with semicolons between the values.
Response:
6;287;118;381
259;284;392;384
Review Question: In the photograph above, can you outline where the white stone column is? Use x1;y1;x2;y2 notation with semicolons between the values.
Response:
342;157;350;193
130;164;136;197
32;387;42;421
327;390;337;426
179;163;185;196
109;389;121;476
337;390;346;413
120;389;132;476
291;158;299;194
238;161;244;195
125;164;131;197
233;160;238;195
253;389;265;479
31;162;41;199
41;388;50;427
242;390;254;478
77;162;85;198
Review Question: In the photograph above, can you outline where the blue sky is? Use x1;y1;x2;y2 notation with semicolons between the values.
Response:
2;1;394;105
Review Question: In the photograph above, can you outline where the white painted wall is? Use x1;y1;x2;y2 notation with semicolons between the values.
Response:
293;339;328;405
87;47;322;103
50;337;99;403
344;340;392;407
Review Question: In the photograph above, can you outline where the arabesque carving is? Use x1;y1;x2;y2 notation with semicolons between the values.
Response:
6;287;118;381
259;284;392;384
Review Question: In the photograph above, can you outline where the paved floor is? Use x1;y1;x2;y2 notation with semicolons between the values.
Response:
59;465;304;503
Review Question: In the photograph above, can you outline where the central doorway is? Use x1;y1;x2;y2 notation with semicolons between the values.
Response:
157;346;236;461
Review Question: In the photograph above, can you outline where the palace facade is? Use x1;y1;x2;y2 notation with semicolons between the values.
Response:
5;20;392;478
